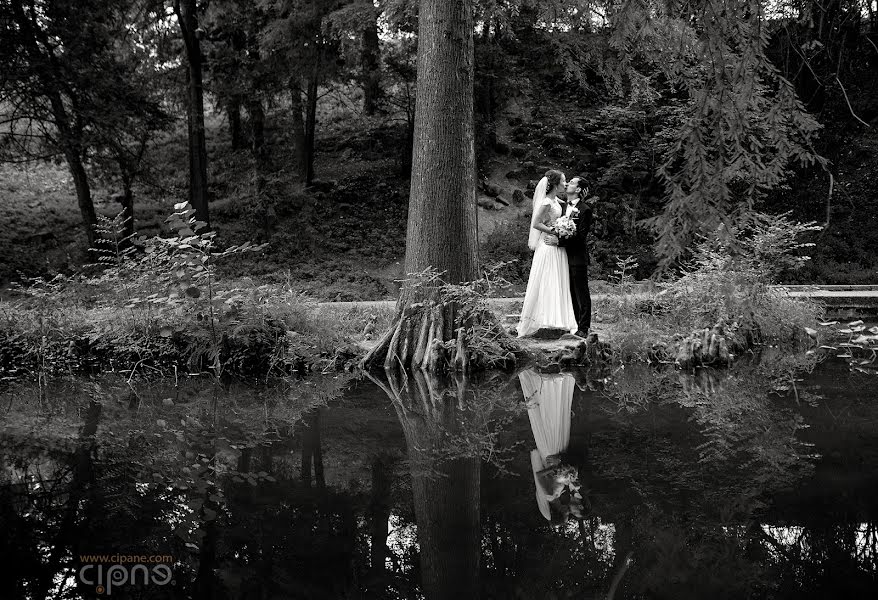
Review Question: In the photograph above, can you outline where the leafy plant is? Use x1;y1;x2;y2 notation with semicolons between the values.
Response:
659;213;824;344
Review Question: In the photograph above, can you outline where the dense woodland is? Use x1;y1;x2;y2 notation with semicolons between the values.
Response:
1;0;877;299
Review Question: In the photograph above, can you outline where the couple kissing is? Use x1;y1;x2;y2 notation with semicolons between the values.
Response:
516;169;594;339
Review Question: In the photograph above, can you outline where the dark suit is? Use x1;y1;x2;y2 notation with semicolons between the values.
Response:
558;197;593;333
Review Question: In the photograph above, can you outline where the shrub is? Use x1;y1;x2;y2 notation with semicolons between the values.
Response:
659;212;824;345
480;213;533;286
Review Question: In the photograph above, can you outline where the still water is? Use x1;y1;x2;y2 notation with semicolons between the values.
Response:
1;354;876;599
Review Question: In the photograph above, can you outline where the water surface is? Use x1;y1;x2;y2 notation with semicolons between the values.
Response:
1;356;876;599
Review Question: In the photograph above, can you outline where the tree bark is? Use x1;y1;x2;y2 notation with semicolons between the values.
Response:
248;95;265;159
362;0;486;373
290;81;308;178
304;68;319;185
120;183;135;242
176;0;210;227
65;144;98;246
228;95;243;150
402;0;478;303
362;13;382;115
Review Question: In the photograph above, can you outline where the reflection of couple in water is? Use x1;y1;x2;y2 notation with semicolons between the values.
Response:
519;369;587;524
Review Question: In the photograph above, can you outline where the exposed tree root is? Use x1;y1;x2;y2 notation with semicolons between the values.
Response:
647;319;759;369
361;301;515;373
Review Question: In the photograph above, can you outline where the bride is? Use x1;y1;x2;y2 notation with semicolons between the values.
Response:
516;170;577;337
519;369;584;523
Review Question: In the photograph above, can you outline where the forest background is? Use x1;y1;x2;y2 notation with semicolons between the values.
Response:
2;0;876;301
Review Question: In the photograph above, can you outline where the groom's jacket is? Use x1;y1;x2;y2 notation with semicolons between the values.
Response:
558;198;593;266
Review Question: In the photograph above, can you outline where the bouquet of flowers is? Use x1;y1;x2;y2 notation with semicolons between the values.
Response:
553;215;577;239
553;464;579;487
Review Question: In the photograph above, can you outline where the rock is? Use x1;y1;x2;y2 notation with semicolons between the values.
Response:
593;151;613;167
512;128;529;143
512;189;526;205
478;197;497;210
162;398;175;407
482;181;503;197
573;151;595;172
494;196;510;207
527;180;538;192
493;139;510;154
561;124;585;144
307;179;336;193
506;169;526;180
26;230;56;244
542;133;567;149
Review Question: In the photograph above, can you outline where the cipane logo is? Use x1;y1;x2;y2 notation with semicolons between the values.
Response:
78;554;174;595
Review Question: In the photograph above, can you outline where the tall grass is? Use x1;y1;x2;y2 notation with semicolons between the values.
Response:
0;205;387;380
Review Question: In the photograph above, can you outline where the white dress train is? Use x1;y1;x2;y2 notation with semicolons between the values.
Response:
519;369;575;520
517;197;577;337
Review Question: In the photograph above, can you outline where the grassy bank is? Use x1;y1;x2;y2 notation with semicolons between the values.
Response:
0;281;393;381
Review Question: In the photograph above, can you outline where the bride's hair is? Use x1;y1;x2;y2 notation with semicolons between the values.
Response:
545;169;564;193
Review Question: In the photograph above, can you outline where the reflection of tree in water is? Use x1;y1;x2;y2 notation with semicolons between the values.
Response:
1;374;366;598
366;368;521;600
2;357;877;598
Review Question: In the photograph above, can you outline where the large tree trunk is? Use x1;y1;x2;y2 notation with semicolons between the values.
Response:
403;0;478;299
361;0;491;374
290;81;308;178
361;12;382;115
176;0;210;227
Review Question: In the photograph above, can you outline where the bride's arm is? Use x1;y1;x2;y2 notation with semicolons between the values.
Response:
531;204;555;234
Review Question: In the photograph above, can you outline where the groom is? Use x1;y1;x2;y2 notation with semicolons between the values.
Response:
558;175;594;337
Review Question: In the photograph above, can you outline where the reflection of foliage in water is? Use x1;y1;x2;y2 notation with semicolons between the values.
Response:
2;359;876;598
366;369;525;478
0;373;355;598
603;351;820;474
584;351;851;597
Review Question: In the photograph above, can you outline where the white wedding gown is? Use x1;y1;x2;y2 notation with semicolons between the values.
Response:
517;196;577;337
519;369;575;520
